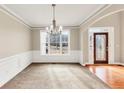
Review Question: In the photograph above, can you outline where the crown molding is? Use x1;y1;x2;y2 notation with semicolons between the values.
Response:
0;4;111;30
0;4;32;30
0;5;80;30
79;4;112;27
31;26;80;30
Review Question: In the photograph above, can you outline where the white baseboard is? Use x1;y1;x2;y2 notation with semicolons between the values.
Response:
112;62;124;65
0;51;32;87
32;50;81;63
79;63;86;66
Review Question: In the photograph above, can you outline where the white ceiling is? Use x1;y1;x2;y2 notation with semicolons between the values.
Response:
4;4;105;27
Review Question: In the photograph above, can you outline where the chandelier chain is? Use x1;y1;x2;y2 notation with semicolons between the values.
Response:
52;4;56;20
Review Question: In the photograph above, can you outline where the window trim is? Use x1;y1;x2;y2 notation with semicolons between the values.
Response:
40;30;70;56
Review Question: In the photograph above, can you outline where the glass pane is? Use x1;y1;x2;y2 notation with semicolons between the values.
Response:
49;33;61;54
50;33;60;43
62;43;68;54
50;43;60;54
61;31;68;43
41;31;69;55
96;35;106;60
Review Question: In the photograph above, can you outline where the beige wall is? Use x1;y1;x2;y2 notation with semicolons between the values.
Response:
32;29;40;50
70;29;80;50
0;10;32;59
32;28;80;51
92;13;121;62
81;30;88;63
80;5;124;64
81;13;121;63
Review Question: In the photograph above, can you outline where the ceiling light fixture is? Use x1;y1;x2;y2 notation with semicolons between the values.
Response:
46;4;63;34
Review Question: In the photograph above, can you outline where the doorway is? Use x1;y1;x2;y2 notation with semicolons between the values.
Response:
94;33;108;64
88;27;114;64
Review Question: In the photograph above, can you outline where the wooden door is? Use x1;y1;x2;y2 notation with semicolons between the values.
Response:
94;33;108;64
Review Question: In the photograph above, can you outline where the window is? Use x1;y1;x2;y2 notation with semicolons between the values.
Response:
40;30;70;55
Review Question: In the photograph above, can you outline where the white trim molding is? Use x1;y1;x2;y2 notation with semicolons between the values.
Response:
0;4;110;30
0;51;32;87
31;26;80;31
0;4;31;29
88;27;114;64
79;4;112;27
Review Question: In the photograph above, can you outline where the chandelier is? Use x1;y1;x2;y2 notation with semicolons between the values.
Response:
46;4;63;34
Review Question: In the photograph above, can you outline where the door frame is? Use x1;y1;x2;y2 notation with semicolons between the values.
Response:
88;27;114;64
94;33;108;64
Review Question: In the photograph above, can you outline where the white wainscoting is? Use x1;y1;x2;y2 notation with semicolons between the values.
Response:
32;50;81;63
0;51;32;87
0;50;81;87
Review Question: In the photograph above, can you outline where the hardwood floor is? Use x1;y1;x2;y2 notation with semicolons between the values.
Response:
86;65;124;89
1;63;109;89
